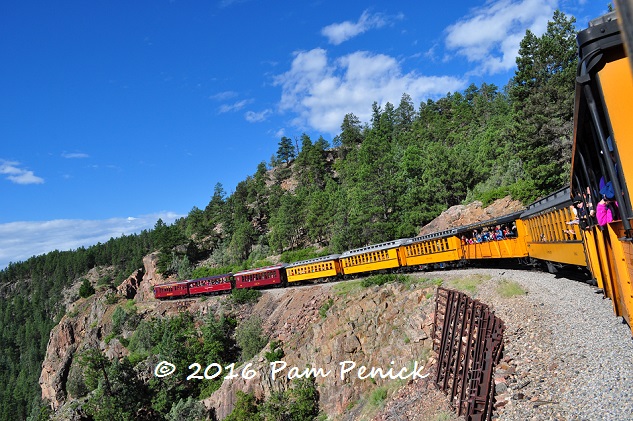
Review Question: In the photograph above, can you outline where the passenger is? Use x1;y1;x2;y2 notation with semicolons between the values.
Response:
596;196;616;226
510;222;517;237
572;195;592;229
495;226;503;241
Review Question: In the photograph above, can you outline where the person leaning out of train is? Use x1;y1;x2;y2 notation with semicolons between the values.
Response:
596;180;619;226
571;194;594;229
596;195;615;226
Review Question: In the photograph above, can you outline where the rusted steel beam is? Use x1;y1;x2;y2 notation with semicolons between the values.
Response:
433;287;505;421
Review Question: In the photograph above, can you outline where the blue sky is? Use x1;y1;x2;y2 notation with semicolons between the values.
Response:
0;0;607;269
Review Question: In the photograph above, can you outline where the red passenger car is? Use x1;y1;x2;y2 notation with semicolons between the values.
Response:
234;265;286;289
153;281;189;299
187;274;233;296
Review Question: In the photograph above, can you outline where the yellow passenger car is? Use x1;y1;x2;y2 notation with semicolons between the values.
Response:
571;13;633;327
285;254;342;283
339;239;406;275
459;212;529;261
520;187;588;268
401;230;462;268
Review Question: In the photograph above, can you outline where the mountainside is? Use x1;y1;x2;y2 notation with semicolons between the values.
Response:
42;250;454;420
38;195;525;420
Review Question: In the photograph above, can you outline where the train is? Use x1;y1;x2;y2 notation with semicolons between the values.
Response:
155;12;633;335
154;187;585;296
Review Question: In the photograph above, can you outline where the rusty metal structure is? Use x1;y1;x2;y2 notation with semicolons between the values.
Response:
432;287;505;421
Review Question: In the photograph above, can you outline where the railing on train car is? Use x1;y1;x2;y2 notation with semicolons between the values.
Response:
433;287;505;421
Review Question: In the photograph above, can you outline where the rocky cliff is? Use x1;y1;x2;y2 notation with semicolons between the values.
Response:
203;281;438;419
40;252;446;420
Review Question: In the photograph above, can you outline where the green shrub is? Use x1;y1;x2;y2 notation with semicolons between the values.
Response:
224;391;260;421
111;306;127;335
97;276;113;288
368;387;388;407
235;316;268;361
231;288;262;305
265;340;285;362
105;293;120;305
166;397;207;421
280;247;329;263
319;298;334;318
66;362;89;398
79;279;95;298
191;265;235;279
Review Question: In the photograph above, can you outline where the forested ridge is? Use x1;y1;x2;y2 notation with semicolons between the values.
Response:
0;11;577;420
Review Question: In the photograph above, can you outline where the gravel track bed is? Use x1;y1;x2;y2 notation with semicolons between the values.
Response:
435;268;633;421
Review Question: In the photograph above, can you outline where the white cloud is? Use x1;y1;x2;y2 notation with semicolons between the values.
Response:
218;99;253;113
210;90;238;101
0;212;183;269
245;109;272;123
321;10;389;45
62;152;90;159
0;160;44;185
445;0;557;74
274;48;465;134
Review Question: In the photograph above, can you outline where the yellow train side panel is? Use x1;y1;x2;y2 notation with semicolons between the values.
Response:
462;238;528;260
340;248;401;275
402;237;462;266
525;242;588;266
583;229;606;289
594;227;621;316
287;260;342;283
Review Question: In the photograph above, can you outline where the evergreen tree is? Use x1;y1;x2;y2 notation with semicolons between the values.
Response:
509;10;577;199
78;278;95;298
276;136;296;164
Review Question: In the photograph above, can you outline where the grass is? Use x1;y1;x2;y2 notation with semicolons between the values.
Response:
333;280;362;296
496;279;527;297
446;274;490;294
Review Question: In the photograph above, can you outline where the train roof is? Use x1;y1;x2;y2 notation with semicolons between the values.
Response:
285;254;341;268
233;264;286;276
458;210;524;232
404;229;458;244
340;239;407;258
520;186;572;219
154;280;189;288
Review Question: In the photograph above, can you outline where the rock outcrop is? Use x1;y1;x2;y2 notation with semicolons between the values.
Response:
204;281;437;419
39;294;109;409
419;196;525;236
116;268;143;299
